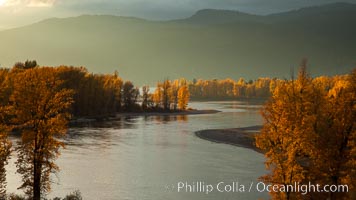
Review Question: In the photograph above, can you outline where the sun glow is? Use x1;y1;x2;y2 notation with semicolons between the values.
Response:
0;0;6;6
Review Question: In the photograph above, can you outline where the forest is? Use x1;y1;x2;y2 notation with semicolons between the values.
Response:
0;61;191;199
188;77;273;100
2;61;191;117
0;60;355;199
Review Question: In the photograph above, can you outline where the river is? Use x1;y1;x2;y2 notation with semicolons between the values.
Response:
7;101;268;200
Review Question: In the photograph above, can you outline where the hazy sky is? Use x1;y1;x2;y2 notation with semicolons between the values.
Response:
1;0;356;29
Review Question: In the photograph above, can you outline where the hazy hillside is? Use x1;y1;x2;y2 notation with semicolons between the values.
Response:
0;2;355;85
171;9;263;25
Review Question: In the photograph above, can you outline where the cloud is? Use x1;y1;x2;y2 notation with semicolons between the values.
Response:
1;0;56;7
28;0;56;7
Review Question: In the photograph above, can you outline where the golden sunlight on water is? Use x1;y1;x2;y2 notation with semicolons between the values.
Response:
7;101;268;200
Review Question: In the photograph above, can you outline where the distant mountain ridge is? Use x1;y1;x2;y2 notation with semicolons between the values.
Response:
0;2;355;85
172;9;262;25
175;2;356;25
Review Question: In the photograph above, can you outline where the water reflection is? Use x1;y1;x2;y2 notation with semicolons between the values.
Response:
6;101;267;200
66;114;189;149
71;116;139;129
189;101;263;113
177;115;188;122
150;115;188;123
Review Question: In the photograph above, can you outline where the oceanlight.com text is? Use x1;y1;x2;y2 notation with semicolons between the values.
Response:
256;182;348;195
175;181;349;195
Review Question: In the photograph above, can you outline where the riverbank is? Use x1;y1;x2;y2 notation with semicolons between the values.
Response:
70;109;221;125
190;97;268;104
195;125;263;153
114;109;220;117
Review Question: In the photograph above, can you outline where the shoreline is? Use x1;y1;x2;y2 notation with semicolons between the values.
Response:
190;97;268;103
114;109;221;117
195;125;263;153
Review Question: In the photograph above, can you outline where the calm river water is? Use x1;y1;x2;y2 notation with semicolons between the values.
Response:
7;101;268;200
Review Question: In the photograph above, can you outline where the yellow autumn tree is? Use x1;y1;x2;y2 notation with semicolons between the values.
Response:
256;66;356;200
9;67;74;200
256;65;325;199
309;70;356;200
178;79;190;110
153;80;172;110
170;80;180;110
162;79;171;110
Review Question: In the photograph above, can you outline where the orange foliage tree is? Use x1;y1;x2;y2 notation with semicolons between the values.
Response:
188;77;272;100
178;79;190;110
256;66;356;200
9;67;74;199
152;78;190;111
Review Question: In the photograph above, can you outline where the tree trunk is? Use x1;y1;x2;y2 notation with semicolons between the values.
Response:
33;156;41;200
